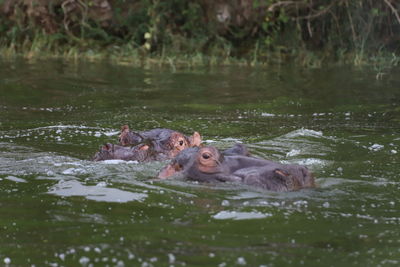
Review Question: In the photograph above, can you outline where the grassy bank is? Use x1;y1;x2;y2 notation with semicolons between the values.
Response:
1;0;400;70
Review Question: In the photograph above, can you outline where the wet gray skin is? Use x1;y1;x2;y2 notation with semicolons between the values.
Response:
119;127;178;147
157;144;250;180
117;126;201;160
221;143;250;156
93;143;160;162
159;144;315;191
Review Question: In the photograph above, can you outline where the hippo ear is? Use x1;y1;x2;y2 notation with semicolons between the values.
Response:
119;125;130;144
139;144;149;151
101;143;112;151
121;125;130;132
188;132;201;147
119;125;143;146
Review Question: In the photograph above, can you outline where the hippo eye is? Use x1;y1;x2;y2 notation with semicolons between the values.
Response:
179;140;184;146
202;153;210;159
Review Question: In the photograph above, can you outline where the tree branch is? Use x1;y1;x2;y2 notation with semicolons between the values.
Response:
383;0;400;25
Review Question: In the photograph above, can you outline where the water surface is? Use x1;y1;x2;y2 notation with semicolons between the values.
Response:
0;59;399;266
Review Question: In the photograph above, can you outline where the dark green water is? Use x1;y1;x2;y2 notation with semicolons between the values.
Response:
0;58;399;266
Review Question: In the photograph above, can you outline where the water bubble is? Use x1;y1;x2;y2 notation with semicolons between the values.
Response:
237;257;246;265
369;144;384;151
221;200;230;206
168;253;175;264
96;182;107;187
261;112;276;117
79;256;90;265
4;257;11;265
293;200;308;207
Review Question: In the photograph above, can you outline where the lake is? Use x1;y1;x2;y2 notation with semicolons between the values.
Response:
0;58;399;266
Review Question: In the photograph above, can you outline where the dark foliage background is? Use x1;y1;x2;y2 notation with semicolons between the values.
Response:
1;0;400;65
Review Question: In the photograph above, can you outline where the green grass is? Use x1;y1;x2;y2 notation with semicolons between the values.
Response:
0;32;399;73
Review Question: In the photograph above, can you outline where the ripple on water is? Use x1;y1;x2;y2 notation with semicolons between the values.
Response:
0;125;120;152
282;128;324;138
249;128;335;164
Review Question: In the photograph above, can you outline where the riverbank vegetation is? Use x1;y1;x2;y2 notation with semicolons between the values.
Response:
1;0;400;69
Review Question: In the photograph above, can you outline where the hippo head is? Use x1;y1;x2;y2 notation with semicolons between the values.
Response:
158;146;227;179
119;125;202;159
162;131;202;158
93;143;152;162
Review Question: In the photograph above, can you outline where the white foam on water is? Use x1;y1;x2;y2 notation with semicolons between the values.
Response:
220;137;242;142
368;144;384;151
48;180;147;203
62;168;86;175
212;210;272;220
16;125;120;138
286;149;301;157
282;158;325;167
284;128;323;138
100;160;139;164
103;131;120;136
4;175;27;183
96;181;107;187
317;177;367;188
29;125;94;131
261;113;276;117
228;191;264;200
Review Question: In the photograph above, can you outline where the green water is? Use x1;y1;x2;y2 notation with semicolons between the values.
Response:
0;58;399;266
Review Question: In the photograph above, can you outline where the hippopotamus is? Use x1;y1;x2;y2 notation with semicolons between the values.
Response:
93;126;202;162
93;143;155;162
221;143;250;156
158;145;315;192
119;125;201;158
